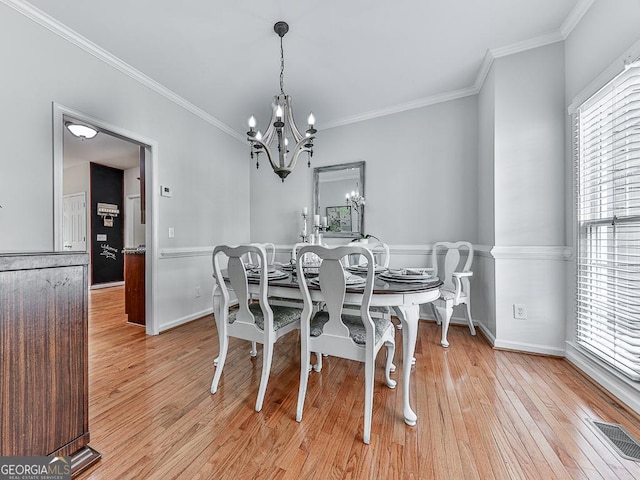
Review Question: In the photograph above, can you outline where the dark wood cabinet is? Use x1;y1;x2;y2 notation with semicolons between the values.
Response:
0;252;98;470
124;250;145;325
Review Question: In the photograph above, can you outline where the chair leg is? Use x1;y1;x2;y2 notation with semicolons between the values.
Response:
465;302;476;336
250;341;258;357
313;352;323;372
431;303;442;325
435;302;454;348
211;335;229;394
297;338;311;422
255;341;273;412
384;338;397;389
363;357;374;444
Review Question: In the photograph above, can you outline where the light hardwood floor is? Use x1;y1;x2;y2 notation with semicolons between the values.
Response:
78;286;640;479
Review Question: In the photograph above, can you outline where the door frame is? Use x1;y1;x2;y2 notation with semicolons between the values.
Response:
52;102;160;335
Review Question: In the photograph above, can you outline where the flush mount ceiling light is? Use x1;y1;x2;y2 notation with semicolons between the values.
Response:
246;21;316;182
65;121;98;140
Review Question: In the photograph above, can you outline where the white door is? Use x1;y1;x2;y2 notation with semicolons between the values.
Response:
63;192;87;251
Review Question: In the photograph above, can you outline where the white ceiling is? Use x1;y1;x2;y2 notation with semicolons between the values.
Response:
63;121;140;170
29;0;588;151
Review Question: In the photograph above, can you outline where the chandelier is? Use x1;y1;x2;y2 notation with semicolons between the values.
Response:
246;21;316;182
346;184;365;213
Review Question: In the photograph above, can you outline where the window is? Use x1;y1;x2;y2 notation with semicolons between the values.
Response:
574;61;640;381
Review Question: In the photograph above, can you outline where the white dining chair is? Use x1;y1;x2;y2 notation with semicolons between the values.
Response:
428;241;476;347
346;239;391;269
244;242;276;267
295;244;396;444
344;239;395;327
211;244;301;412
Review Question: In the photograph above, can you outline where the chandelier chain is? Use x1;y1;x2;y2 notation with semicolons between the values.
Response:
279;36;285;95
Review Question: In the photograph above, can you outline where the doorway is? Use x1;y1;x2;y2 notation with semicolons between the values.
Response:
52;103;159;335
63;192;87;251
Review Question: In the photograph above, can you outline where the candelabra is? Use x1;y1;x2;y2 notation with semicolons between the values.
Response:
300;210;309;243
346;184;365;234
345;184;365;213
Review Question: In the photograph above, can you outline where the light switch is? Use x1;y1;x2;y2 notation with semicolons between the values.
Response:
168;227;175;238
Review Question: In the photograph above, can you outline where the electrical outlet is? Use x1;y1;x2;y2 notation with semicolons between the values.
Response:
195;286;201;298
168;227;174;238
514;303;527;320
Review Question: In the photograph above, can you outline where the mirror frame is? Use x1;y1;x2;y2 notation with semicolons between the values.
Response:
313;161;365;238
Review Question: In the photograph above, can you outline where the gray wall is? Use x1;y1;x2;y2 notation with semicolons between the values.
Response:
250;96;479;246
0;2;249;331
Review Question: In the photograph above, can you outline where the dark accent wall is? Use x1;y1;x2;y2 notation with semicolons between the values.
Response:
90;163;124;285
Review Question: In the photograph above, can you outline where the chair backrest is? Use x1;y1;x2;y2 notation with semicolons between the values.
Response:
292;241;326;266
431;241;473;293
346;239;390;268
297;245;376;343
244;242;275;267
213;244;273;330
291;242;308;262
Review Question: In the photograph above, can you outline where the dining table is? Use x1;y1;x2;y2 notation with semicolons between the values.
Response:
213;267;441;426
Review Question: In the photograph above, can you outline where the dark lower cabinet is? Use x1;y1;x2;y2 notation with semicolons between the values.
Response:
0;252;100;474
124;251;145;325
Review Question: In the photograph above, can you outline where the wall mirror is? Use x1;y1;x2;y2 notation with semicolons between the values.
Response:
313;161;365;238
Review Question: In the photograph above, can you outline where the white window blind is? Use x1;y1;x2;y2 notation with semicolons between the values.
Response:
575;62;640;381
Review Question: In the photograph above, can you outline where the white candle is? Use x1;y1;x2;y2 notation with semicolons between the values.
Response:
321;216;327;227
302;207;308;216
313;214;320;226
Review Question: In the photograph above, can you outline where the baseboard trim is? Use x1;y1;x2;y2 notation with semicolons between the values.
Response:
90;281;124;290
492;338;565;357
159;307;213;332
565;342;640;416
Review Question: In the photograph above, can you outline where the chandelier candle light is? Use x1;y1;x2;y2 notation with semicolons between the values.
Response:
247;21;317;181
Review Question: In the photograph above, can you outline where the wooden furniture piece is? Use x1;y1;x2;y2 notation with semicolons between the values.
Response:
296;245;396;444
213;262;441;426
124;248;145;325
211;244;301;412
0;252;100;474
429;241;476;347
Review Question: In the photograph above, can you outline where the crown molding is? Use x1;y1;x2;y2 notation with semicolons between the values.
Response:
2;0;244;142
324;0;597;126
473;50;495;93
560;0;596;38
490;31;565;59
321;86;477;130
5;0;595;135
568;35;640;113
472;0;595;97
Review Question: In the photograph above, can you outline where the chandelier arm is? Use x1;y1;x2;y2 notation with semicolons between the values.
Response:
292;137;313;154
248;136;279;172
283;97;305;142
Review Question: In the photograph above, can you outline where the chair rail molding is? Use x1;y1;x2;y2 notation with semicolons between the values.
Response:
159;247;214;259
491;245;572;261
